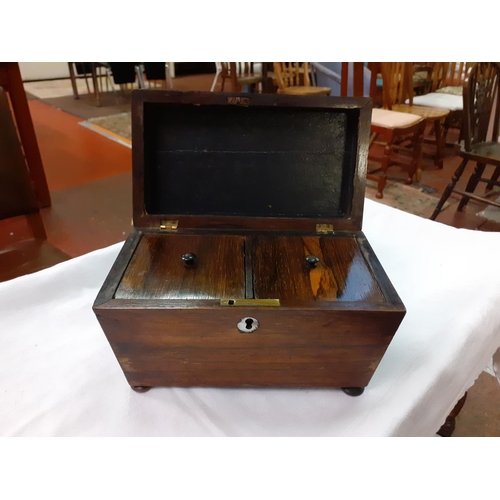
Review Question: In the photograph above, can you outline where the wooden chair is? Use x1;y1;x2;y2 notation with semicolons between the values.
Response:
273;63;331;96
432;62;474;94
388;62;451;168
0;87;69;282
213;63;265;93
0;62;50;207
412;63;434;95
412;62;474;142
276;63;424;198
431;62;500;220
367;62;426;198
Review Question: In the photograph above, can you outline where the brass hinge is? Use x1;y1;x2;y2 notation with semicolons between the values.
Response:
316;223;334;234
159;220;179;232
220;299;280;307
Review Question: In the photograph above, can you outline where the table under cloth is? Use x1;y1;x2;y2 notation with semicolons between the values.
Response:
1;199;500;436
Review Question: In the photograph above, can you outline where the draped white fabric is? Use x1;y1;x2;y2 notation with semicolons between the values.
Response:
1;199;500;436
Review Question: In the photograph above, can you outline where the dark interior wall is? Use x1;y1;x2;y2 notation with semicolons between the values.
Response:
174;63;216;76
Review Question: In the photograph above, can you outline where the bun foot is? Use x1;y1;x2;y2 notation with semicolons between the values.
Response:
131;386;151;393
342;387;365;397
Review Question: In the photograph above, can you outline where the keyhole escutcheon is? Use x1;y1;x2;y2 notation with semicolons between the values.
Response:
237;317;259;333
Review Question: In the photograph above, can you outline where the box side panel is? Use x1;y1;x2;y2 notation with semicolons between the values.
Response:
94;306;405;388
93;231;142;307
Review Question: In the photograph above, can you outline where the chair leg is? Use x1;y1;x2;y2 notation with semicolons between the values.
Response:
457;163;486;211
165;63;173;89
26;213;47;240
91;63;101;107
210;70;221;92
376;143;391;199
430;158;469;220
400;126;424;185
486;165;500;191
106;68;119;105
83;73;91;95
433;119;444;169
136;64;146;89
442;116;451;145
68;63;79;100
410;124;425;183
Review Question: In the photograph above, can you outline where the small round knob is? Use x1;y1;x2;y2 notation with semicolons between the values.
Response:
305;255;320;268
182;253;197;265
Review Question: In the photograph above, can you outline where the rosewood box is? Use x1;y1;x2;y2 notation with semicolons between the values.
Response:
93;90;406;395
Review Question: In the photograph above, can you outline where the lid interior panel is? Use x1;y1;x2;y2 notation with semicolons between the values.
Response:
142;102;361;220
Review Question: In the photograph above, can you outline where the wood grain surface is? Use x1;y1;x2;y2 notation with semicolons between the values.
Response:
96;306;403;388
252;235;384;302
115;234;245;299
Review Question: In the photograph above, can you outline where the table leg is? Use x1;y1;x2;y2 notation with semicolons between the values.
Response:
437;392;467;437
91;62;101;107
68;63;79;99
434;118;444;169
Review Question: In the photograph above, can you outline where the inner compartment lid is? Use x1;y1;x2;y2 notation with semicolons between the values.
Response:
132;91;372;232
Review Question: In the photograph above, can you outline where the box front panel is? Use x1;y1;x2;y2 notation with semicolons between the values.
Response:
96;307;404;388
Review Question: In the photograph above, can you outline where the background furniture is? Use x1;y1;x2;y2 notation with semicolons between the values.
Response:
412;63;434;95
2;199;500;436
273;62;330;95
412;62;474;143
384;62;451;169
212;63;265;92
310;62;371;97
431;62;500;220
68;62;115;107
136;63;172;89
0;62;50;207
310;62;425;198
0;87;69;282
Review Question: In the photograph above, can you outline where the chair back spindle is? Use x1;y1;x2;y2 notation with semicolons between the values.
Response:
274;63;310;90
379;62;413;109
463;62;500;151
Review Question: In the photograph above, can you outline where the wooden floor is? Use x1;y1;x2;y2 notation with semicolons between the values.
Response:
1;73;499;436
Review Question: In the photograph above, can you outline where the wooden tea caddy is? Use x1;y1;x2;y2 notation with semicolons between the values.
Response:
93;90;406;396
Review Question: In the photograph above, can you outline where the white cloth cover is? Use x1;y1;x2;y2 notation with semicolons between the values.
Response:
410;93;463;111
1;199;500;437
371;108;422;129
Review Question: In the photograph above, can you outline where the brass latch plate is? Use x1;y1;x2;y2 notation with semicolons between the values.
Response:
220;299;280;307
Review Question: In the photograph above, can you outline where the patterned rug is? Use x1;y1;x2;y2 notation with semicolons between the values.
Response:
80;111;449;218
80;113;132;147
364;179;448;217
477;195;500;223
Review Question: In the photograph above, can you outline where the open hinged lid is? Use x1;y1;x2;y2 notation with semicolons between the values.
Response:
132;90;372;233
